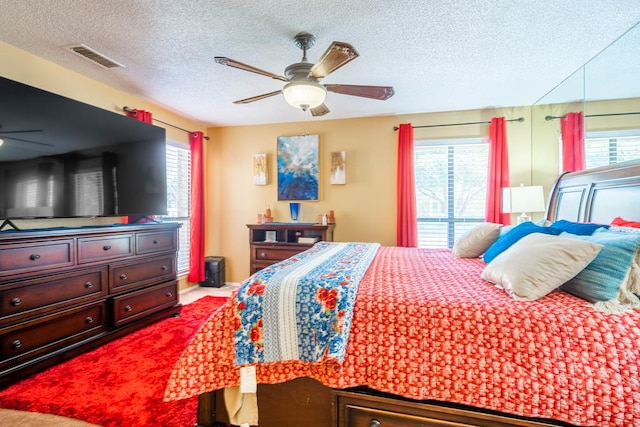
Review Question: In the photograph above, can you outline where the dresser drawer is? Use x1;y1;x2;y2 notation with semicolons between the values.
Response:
0;240;74;278
136;230;177;255
336;391;523;427
0;267;107;324
110;255;176;294
342;403;476;427
253;246;304;262
77;234;134;264
0;302;106;362
111;281;178;327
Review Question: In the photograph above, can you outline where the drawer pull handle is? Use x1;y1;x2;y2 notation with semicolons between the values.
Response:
85;316;94;324
12;340;22;349
369;420;381;427
124;305;133;312
161;265;168;271
153;239;159;244
119;274;128;280
260;252;267;258
103;245;111;251
30;254;41;261
166;292;173;298
11;297;22;306
85;281;93;289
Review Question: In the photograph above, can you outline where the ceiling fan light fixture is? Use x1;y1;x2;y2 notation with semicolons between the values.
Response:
282;81;326;110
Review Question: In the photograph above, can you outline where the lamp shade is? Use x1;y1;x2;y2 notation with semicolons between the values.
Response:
282;81;327;110
502;185;546;214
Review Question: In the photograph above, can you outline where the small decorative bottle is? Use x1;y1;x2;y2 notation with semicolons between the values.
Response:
321;214;328;225
327;210;335;224
264;205;273;223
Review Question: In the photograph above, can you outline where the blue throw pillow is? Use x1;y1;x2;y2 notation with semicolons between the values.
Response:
560;230;640;302
483;222;562;263
551;220;608;235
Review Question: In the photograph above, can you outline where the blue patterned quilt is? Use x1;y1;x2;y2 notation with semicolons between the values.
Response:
234;241;380;365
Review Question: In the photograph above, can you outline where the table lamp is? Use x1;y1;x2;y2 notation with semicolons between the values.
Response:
502;185;546;224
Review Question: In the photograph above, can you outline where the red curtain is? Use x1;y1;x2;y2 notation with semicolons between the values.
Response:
485;117;511;225
396;123;418;247
561;112;585;172
187;131;205;283
125;109;153;124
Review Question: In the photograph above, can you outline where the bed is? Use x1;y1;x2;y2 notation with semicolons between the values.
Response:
165;159;640;427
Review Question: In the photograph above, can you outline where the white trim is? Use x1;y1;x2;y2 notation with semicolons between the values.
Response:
414;137;486;147
586;129;640;138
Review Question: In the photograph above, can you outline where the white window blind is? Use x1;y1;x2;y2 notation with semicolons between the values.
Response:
414;139;488;248
159;142;191;273
74;170;104;216
585;131;640;168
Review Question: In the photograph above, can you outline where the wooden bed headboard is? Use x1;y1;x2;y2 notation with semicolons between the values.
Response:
546;159;640;223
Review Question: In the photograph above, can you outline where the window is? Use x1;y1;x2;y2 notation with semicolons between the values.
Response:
414;138;488;248
584;130;640;168
159;142;191;274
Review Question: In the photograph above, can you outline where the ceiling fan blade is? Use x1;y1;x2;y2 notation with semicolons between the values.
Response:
233;90;282;104
310;104;330;117
215;57;288;82
310;42;359;78
0;135;52;146
0;129;43;134
325;84;394;100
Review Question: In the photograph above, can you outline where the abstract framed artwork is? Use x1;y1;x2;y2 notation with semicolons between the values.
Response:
253;153;267;185
277;134;319;201
330;151;346;185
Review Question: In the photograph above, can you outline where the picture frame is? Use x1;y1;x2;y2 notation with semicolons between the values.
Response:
253;153;267;185
330;151;346;185
277;134;319;200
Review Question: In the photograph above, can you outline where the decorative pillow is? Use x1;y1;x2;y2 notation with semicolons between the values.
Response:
551;219;608;235
498;225;514;236
611;216;640;228
560;230;640;303
481;233;602;301
483;221;562;263
452;223;501;258
535;218;551;227
609;225;640;234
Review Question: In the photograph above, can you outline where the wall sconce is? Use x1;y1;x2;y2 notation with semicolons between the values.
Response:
502;185;546;224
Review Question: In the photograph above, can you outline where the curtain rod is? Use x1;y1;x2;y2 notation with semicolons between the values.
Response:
393;117;525;131
545;111;640;121
123;106;209;140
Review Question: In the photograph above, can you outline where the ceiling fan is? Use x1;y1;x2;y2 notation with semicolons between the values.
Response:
214;32;394;116
0;127;46;148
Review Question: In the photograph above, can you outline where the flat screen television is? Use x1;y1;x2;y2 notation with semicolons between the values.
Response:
0;76;167;221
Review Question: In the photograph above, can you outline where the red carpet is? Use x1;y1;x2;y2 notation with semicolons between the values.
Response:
0;296;227;427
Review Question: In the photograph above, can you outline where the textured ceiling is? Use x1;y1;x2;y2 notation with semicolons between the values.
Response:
1;0;639;127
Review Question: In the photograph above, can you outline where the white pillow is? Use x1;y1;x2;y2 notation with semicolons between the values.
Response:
481;233;602;301
452;223;501;258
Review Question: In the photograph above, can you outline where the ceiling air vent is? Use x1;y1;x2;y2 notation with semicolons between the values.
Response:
64;44;125;69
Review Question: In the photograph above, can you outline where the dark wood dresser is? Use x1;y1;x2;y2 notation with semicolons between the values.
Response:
247;223;334;274
0;223;181;386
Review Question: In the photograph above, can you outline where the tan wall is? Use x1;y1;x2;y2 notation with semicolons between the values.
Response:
206;106;533;283
12;41;635;286
1;42;208;290
531;97;640;199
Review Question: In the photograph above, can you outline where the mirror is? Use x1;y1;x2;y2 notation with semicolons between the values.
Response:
531;22;640;190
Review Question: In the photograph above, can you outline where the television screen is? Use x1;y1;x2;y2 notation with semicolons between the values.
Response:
0;76;167;219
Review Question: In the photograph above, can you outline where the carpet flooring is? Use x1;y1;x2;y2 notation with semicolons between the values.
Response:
0;296;228;427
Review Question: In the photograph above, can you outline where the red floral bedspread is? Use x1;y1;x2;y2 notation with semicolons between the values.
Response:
165;247;640;426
